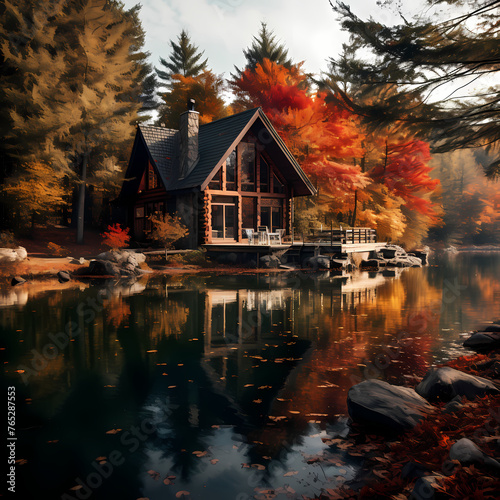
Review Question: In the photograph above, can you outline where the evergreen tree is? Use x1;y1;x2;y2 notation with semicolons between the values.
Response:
329;0;500;177
118;1;159;116
0;0;146;242
156;29;208;85
232;22;293;78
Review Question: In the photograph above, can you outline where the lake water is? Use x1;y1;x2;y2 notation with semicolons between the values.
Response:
1;252;499;500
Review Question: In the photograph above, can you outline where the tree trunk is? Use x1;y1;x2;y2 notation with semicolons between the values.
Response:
76;154;88;244
351;190;358;227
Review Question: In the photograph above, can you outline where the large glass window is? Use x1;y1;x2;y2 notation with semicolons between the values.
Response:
240;143;256;192
211;197;236;239
148;163;158;189
260;157;270;192
226;150;236;191
260;202;283;232
209;167;222;190
273;172;285;194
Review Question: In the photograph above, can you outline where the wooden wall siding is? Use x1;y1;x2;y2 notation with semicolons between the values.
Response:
204;192;212;244
237;194;242;242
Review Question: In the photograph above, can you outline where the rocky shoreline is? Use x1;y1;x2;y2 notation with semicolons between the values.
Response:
316;323;500;500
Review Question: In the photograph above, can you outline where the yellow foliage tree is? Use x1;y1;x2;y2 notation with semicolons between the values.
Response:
1;161;69;230
147;212;189;258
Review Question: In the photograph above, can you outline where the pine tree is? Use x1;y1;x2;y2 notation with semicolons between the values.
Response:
330;0;500;177
156;29;208;86
0;0;146;242
232;22;293;79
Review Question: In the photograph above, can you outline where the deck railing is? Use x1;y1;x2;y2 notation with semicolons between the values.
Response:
300;227;377;245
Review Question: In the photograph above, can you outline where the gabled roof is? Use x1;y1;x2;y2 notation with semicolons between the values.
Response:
139;125;178;187
124;107;316;197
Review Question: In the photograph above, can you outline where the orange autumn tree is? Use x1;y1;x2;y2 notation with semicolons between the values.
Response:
231;59;367;224
157;70;227;128
231;58;442;246
356;136;442;246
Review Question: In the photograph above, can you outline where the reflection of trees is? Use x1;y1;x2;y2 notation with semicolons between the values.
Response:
146;333;245;482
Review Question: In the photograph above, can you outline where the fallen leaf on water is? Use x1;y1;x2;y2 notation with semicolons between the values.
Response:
283;470;298;477
192;451;207;457
324;489;344;499
147;470;160;480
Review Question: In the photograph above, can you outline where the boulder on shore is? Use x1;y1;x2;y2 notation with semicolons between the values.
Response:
463;332;500;351
347;379;433;433
78;250;146;277
415;367;499;402
0;247;28;263
307;255;331;270
449;438;500;470
57;270;71;283
11;276;26;286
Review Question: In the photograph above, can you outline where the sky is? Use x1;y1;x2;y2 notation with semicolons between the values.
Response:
120;0;421;78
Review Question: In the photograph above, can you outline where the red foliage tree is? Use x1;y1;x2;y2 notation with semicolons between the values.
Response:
101;224;130;250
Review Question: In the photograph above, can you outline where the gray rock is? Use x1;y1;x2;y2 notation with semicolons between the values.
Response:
347;379;433;433
308;255;330;269
463;332;500;351
260;255;280;269
482;324;500;333
411;250;428;265
401;461;431;480
449;438;500;470
88;260;120;276
1;247;27;263
416;367;499;402
11;276;26;286
57;271;71;283
443;395;463;414
410;475;444;500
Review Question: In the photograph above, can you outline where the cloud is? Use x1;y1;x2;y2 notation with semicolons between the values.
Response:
124;0;420;77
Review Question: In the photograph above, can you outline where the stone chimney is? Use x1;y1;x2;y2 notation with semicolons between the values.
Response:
179;98;199;179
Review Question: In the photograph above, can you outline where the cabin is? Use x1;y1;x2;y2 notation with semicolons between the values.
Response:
118;102;316;249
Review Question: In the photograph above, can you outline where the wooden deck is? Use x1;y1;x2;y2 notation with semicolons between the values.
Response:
203;227;381;256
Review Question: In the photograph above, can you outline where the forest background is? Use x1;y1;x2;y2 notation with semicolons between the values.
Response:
0;0;498;249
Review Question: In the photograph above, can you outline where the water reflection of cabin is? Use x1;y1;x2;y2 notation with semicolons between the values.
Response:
118;103;316;248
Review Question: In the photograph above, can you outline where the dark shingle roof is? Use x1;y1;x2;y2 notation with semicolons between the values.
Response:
135;107;315;196
139;125;179;188
169;108;259;190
